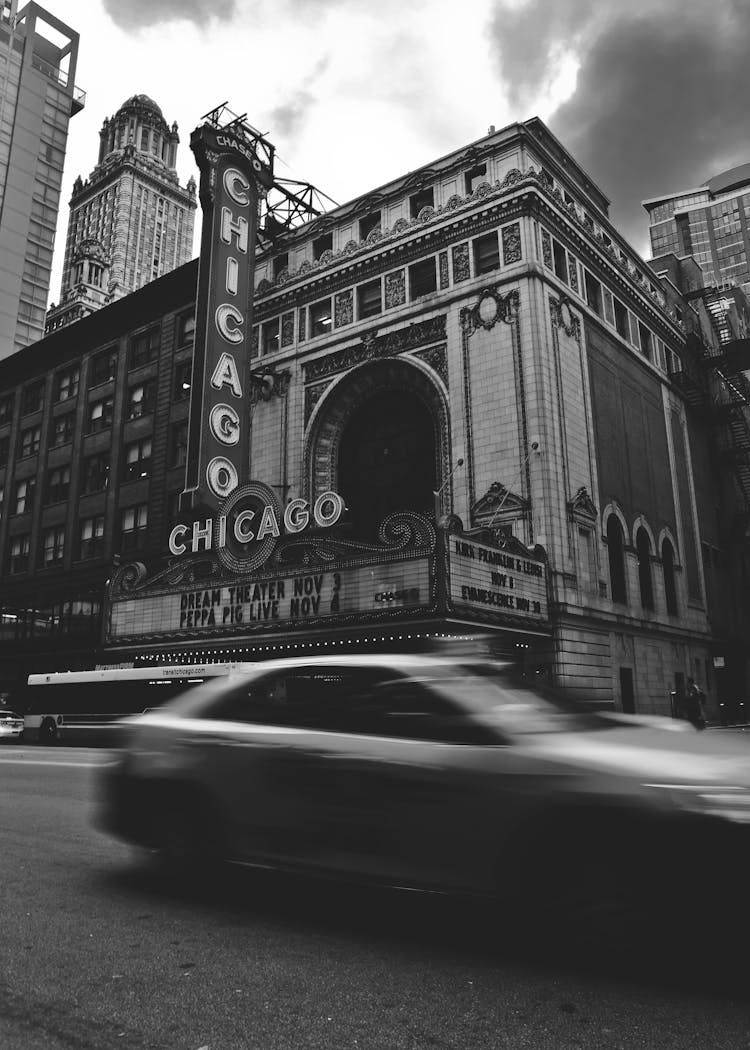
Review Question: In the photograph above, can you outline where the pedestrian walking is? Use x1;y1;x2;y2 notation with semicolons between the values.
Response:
684;676;707;730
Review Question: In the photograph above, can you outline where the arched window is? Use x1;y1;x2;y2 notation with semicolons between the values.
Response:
662;538;678;615
606;515;627;604
338;389;436;540
636;527;654;610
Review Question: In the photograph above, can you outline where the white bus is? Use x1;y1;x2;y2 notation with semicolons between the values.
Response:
23;664;239;744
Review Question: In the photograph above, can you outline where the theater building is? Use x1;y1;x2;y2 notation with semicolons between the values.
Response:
0;113;746;714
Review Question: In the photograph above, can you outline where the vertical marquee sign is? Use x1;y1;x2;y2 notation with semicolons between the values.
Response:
181;121;274;513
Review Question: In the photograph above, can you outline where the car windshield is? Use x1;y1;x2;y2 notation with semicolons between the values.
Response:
426;662;614;735
0;710;20;719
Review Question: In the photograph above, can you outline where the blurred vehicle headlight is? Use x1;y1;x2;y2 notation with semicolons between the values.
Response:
645;783;750;824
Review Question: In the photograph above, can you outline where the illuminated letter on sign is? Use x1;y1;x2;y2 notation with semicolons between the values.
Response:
215;303;244;344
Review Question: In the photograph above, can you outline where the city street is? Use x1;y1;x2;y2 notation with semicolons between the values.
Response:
1;747;750;1049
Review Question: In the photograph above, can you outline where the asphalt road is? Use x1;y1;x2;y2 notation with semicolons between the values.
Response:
1;745;750;1050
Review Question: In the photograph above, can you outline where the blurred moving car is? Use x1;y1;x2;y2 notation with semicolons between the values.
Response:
98;655;750;939
0;709;24;741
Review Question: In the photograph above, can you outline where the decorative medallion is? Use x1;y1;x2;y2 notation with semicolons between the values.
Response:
502;222;522;265
385;269;406;309
550;296;580;341
343;239;359;254
452;242;470;283
365;226;383;245
461;288;519;333
392;217;410;235
417;206;436;223
445;194;463;211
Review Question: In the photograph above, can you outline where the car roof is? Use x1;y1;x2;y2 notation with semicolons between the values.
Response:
223;654;510;675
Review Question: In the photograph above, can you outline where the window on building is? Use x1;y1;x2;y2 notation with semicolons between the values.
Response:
174;361;192;401
176;313;195;347
123;438;152;480
638;322;653;361
129;327;159;369
90;348;118;386
9;534;30;574
170;422;189;468
42;525;65;566
312;233;333;261
273;253;289;279
47;465;71;504
14;478;35;515
552;239;568;282
0;393;13;425
54;367;79;402
357;279;382;319
662;538;678;615
87;397;113;433
465;164;487;194
359;211;381;241
49;413;75;448
636;527;654;610
613;298;629;339
310;298;333;337
585;271;602;316
409;187;434;218
22;382;44;415
126;380;156;419
473;232;500;275
261;319;280;355
19;425;41;458
0;436;8;469
606;515;628;604
79;515;105;559
82;452;110;494
120;504;148;550
409;258;437;299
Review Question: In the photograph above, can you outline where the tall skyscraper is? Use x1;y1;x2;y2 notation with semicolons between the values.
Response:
643;165;750;299
0;1;82;359
46;93;197;333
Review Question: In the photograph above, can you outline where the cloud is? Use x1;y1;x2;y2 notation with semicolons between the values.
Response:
102;0;237;30
267;58;330;140
489;0;750;250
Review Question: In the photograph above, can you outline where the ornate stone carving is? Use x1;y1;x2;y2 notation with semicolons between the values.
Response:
385;269;406;309
472;482;530;524
445;194;463;211
502;222;521;265
550;295;581;342
334;289;353;328
343;239;359;254
270;511;436;572
303;316;447;383
305;380;331;424
392;217;410;235
365;226;383;245
568;486;598;522
541;228;553;269
452;242;470;283
438;251;449;290
412;344;448;387
460;288;519;333
298;306;307;342
416;206;436;223
256;277;272;294
568;256;579;294
281;311;295;347
318;248;335;266
249;368;291;404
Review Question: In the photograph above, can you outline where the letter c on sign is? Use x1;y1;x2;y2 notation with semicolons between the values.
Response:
215;303;244;344
234;509;255;542
169;524;188;556
223;167;250;207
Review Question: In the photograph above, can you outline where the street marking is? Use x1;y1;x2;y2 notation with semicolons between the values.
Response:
0;755;107;767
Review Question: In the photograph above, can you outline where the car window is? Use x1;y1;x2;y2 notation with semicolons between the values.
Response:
207;667;498;744
207;666;389;729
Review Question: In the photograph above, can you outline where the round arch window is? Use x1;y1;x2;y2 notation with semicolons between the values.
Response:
338;389;436;539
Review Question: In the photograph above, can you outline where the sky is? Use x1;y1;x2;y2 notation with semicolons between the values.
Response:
43;0;750;308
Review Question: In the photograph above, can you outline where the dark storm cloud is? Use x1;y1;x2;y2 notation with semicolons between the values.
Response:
491;0;750;249
102;0;236;30
268;59;330;140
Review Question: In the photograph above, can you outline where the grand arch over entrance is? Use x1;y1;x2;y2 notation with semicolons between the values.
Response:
305;358;450;540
